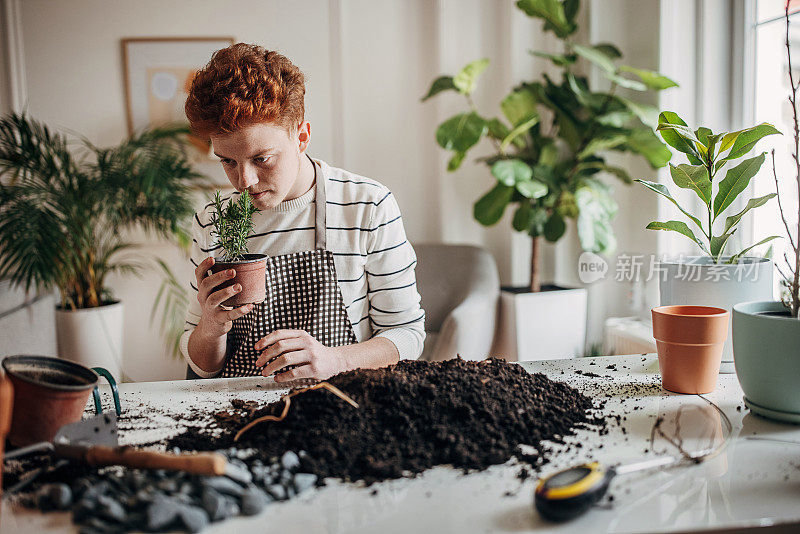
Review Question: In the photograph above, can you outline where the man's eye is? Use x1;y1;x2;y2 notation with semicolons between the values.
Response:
220;159;234;166
255;156;271;163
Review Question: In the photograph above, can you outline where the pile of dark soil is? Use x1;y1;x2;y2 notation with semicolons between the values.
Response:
168;358;604;483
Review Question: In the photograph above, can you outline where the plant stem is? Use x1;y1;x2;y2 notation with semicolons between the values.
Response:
707;158;715;261
530;235;541;293
785;4;800;317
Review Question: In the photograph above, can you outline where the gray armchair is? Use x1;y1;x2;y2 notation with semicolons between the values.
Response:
414;244;500;362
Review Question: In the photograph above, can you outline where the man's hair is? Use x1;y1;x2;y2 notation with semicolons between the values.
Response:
185;43;305;138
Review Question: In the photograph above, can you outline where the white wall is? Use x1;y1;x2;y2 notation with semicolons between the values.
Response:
6;0;664;380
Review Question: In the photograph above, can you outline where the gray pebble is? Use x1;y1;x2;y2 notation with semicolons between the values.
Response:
225;460;253;485
177;504;210;533
265;483;287;501
201;488;225;520
240;486;270;516
96;494;126;523
156;478;178;493
146;496;179;531
202;476;244;496
280;451;300;471
293;473;318;494
37;483;72;510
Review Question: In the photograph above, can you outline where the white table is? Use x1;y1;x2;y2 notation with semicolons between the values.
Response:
3;354;800;534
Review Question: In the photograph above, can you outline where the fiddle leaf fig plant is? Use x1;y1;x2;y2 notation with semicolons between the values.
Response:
422;0;675;292
635;112;782;264
209;191;258;261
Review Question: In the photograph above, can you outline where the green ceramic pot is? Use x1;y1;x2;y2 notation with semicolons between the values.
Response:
732;301;800;423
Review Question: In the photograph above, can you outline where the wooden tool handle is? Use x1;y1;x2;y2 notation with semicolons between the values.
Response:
84;446;228;476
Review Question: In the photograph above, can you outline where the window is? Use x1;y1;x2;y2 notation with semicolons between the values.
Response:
751;0;800;286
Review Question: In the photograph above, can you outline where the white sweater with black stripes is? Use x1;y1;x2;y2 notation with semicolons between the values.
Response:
180;158;426;377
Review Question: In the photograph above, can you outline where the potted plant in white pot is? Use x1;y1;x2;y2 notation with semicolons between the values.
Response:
732;4;800;423
636;112;781;373
423;0;674;360
0;113;202;380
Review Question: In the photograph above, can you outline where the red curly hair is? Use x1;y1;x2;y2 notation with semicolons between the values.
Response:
185;43;306;138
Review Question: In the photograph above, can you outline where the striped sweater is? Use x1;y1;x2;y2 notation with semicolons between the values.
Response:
180;158;426;377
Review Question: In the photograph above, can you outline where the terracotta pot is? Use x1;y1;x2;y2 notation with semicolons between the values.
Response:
209;254;268;307
1;355;99;447
651;305;729;394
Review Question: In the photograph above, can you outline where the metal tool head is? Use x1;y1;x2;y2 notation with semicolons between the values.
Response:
54;411;118;447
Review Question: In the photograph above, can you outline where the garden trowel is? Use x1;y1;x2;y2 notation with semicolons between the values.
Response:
4;412;250;482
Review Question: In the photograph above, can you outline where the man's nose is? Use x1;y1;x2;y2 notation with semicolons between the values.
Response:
237;163;259;190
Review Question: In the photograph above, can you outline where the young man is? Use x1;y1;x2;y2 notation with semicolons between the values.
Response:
181;44;425;381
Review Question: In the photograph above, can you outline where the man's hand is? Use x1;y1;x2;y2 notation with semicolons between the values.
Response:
255;330;346;382
194;257;254;338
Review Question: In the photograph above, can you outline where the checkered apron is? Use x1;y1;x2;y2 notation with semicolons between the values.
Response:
220;160;358;377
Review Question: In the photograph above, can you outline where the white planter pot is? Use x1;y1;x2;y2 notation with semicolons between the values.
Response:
658;257;773;374
493;286;587;361
55;301;124;381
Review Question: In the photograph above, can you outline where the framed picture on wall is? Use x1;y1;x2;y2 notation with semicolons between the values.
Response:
121;36;234;155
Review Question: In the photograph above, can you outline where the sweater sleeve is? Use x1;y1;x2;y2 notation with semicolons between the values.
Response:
365;191;426;359
179;211;223;378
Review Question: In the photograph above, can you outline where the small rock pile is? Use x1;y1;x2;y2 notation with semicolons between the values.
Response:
6;449;317;533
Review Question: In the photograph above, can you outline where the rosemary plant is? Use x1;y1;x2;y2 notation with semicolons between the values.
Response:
209;191;259;261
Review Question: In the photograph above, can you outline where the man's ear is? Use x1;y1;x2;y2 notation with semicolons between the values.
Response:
297;121;311;153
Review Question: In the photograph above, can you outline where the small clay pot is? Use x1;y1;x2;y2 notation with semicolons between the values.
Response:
651;305;729;394
209;254;268;307
2;355;99;447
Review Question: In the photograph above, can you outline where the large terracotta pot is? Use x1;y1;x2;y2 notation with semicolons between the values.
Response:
652;305;729;394
209;254;268;307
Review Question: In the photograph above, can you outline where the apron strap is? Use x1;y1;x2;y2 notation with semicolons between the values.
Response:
311;155;327;250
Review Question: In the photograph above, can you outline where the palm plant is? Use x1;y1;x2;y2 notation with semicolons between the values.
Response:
0;112;203;310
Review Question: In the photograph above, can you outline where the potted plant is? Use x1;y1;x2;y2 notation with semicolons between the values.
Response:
732;4;800;423
422;0;674;360
0;113;203;380
635;112;780;373
207;191;267;306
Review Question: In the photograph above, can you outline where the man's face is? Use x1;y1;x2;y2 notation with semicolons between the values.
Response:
211;121;311;210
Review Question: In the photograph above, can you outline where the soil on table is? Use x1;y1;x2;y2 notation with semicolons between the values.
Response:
167;358;604;484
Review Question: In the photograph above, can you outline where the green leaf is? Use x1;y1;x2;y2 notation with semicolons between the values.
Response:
710;230;735;260
721;123;781;161
421;76;457;102
626;128;672;168
657;111;700;160
436;112;487;152
474;183;514;226
516;0;577;38
593;43;622;59
635;179;705;233
491;159;533;186
618;97;659;129
487;118;511;140
501;89;538;126
669;163;711;207
515;179;548;199
563;0;580;22
544;212;567;242
713;152;766;219
578;135;628;158
596;111;633;128
723;193;777;233
600;164;632;184
729;236;782;264
447;151;466;171
646;220;710;255
573;44;616;74
604;71;647;91
500;116;539;152
575;181;618;254
530;50;577;66
512;203;535;232
453;58;490;95
619;65;678;90
528;208;549;237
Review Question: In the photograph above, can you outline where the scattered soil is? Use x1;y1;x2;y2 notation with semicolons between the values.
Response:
167;358;604;484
